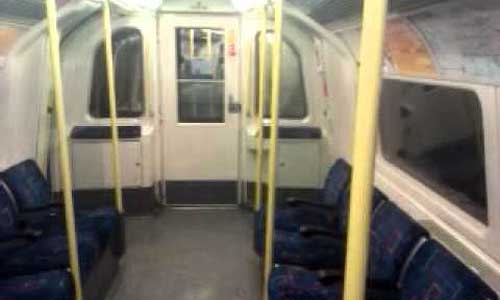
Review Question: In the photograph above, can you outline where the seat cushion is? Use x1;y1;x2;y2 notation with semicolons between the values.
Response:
254;206;335;254
335;187;387;235
0;270;72;300
269;266;341;300
269;231;346;270
2;160;52;210
321;159;351;206
20;205;120;252
401;240;498;300
367;201;428;283
0;182;18;238
0;231;100;281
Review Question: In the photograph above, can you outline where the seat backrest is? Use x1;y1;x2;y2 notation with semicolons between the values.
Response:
321;159;351;206
0;180;19;238
400;239;498;300
336;187;387;235
367;201;429;284
2;160;52;210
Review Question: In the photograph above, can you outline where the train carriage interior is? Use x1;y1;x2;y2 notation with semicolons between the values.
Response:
0;0;499;299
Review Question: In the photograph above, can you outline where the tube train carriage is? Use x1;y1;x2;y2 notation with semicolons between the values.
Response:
0;0;499;299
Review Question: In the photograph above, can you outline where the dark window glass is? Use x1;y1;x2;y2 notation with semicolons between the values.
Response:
176;28;225;123
255;32;307;119
380;80;487;224
90;28;144;118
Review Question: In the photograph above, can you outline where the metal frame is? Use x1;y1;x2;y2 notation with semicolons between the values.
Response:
342;1;388;299
254;6;268;211
102;0;124;214
45;0;83;298
262;0;283;299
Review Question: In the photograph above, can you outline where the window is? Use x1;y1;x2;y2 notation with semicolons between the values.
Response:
255;32;307;119
379;80;487;224
90;28;144;118
176;28;225;123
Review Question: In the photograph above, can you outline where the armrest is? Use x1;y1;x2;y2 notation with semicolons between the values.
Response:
22;203;63;213
299;225;343;239
317;268;344;285
286;197;336;210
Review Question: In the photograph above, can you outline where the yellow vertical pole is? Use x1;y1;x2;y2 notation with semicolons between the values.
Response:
262;1;283;299
102;0;124;214
254;6;268;211
342;1;388;300
207;29;212;58
45;1;83;299
190;29;195;58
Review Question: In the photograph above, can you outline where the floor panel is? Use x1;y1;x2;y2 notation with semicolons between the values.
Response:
107;209;260;300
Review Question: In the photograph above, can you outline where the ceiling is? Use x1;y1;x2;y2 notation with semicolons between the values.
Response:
0;0;449;26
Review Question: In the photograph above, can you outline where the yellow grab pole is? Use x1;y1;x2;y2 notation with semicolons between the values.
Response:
254;6;268;212
342;1;388;300
102;0;124;214
262;1;283;299
45;1;83;299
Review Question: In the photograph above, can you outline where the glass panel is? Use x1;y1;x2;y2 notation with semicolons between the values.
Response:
255;32;307;119
379;80;487;224
176;28;225;123
90;28;144;118
178;82;224;123
177;28;224;80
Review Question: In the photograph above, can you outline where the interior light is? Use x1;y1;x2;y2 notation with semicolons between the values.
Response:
231;0;266;12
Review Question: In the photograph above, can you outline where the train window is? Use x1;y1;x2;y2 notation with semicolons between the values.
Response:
90;28;145;118
380;80;487;224
176;28;225;123
255;32;307;119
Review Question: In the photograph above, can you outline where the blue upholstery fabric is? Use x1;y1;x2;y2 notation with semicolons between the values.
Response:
401;240;498;300
321;159;351;206
2;160;52;211
254;206;334;254
0;271;72;300
254;160;351;253
266;199;426;278
367;201;428;283
2;160;120;251
0;231;100;281
269;266;341;300
33;207;120;251
0;183;18;238
268;232;346;270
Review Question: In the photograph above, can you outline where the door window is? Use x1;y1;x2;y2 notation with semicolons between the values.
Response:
176;28;225;123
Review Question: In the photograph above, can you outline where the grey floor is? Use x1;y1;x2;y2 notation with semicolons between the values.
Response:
107;208;261;300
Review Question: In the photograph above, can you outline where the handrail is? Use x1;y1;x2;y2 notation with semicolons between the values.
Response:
254;6;268;212
45;0;83;299
102;0;124;214
342;1;388;300
262;0;283;299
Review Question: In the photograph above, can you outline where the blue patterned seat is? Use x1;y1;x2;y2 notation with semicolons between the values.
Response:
269;199;425;271
268;199;428;294
0;270;72;300
255;159;351;253
0;232;99;281
0;182;100;280
399;240;498;300
2;159;121;252
268;208;498;300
